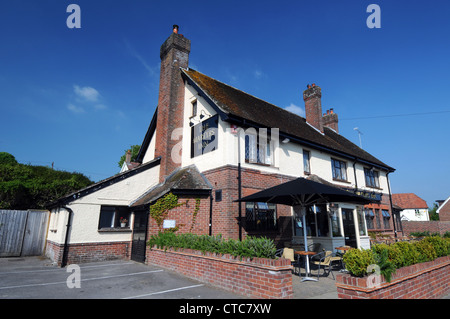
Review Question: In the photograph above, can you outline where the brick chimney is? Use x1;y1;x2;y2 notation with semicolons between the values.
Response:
155;25;191;182
125;149;132;164
303;84;323;132
322;108;339;133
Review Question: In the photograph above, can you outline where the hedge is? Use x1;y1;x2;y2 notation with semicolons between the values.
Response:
343;236;450;281
147;232;277;260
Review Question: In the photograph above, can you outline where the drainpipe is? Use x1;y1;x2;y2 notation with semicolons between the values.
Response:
209;190;213;236
61;205;73;268
386;172;398;241
352;160;358;189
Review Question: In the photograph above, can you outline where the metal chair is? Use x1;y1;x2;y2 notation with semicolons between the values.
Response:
311;251;340;280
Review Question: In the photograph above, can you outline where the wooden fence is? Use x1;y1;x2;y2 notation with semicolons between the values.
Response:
0;210;49;257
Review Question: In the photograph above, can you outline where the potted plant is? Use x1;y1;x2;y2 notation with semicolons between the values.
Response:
120;217;128;228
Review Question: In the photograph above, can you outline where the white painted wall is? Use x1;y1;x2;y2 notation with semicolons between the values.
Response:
48;164;160;245
401;208;429;221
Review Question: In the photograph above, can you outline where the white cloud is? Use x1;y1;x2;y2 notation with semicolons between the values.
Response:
284;103;305;117
73;85;100;102
67;103;85;114
254;69;264;79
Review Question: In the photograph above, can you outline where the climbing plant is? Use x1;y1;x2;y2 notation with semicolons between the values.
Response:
189;198;201;232
149;193;188;232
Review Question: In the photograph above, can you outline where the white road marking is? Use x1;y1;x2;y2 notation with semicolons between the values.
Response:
0;269;163;290
123;284;205;299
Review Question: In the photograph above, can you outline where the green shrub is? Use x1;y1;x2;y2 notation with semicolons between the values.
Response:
371;243;403;269
373;247;396;282
421;236;450;257
345;236;450;279
147;232;276;259
342;248;375;277
414;240;437;263
392;241;420;267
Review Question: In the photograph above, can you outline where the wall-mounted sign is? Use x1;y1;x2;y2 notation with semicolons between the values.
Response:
163;220;176;229
353;189;382;202
191;115;218;158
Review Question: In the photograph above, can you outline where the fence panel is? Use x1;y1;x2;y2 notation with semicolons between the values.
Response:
0;210;28;257
21;210;49;256
0;210;49;257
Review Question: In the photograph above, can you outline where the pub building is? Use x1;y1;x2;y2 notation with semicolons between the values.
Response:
45;26;399;266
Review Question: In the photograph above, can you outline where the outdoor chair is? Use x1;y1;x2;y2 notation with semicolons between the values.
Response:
281;248;302;275
311;251;340;280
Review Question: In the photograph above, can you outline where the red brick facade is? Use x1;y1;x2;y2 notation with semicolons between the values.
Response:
402;221;450;236
336;255;450;299
147;247;293;299
202;165;295;244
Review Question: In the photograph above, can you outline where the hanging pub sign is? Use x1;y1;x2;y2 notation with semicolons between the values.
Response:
191;114;218;158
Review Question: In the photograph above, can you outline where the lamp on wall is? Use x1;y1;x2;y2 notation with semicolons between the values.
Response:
199;110;210;120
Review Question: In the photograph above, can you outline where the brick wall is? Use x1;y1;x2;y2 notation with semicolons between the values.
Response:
147;247;293;299
203;165;295;244
46;240;130;266
402;221;450;236
335;255;450;299
147;195;211;238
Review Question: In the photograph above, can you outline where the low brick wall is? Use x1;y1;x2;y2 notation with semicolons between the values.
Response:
402;221;450;236
46;240;130;265
336;255;450;299
147;247;293;299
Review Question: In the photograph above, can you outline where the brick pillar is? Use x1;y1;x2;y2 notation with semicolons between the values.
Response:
303;84;323;132
155;25;191;182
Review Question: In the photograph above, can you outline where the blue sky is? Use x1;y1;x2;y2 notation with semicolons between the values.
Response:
1;0;449;207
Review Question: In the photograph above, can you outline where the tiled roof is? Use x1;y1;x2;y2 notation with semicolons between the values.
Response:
392;193;428;209
130;164;212;207
182;68;394;171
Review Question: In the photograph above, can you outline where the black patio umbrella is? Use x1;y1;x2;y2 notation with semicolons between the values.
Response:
236;177;372;207
236;177;372;281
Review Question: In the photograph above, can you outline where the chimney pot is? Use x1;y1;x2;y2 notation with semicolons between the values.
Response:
173;25;179;34
327;109;330;115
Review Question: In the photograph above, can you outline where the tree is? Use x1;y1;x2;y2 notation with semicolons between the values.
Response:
0;152;94;210
429;203;440;221
117;145;140;168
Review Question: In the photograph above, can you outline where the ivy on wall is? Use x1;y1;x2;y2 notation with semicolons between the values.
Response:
149;192;202;233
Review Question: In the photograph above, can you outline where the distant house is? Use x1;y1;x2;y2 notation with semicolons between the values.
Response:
392;193;429;221
437;196;450;222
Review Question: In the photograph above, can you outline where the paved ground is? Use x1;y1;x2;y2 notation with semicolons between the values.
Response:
1;256;447;300
0;256;242;299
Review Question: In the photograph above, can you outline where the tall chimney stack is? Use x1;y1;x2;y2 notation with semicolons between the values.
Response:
155;25;191;182
303;84;323;132
322;108;339;133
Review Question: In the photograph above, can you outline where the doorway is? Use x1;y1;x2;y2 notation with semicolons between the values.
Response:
342;209;357;248
131;210;148;263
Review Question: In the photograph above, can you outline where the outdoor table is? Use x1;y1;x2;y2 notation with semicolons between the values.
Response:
295;251;318;282
335;246;351;252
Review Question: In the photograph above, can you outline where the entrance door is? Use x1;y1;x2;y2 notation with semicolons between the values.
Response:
342;209;357;248
131;210;148;262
